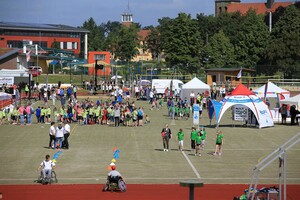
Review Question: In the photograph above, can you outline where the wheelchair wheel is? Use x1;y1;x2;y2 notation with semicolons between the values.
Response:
51;171;58;183
118;179;126;192
102;184;109;192
37;173;43;183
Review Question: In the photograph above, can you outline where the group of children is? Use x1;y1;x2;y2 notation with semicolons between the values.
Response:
175;126;224;157
32;97;152;128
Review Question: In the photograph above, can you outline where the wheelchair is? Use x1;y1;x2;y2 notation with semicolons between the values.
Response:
37;170;58;184
102;176;126;192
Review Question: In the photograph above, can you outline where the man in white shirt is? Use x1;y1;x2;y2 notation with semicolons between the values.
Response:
190;91;195;105
49;122;56;149
38;154;56;179
54;122;64;149
63;121;70;149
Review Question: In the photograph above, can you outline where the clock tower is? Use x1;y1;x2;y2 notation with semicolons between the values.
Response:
215;0;241;16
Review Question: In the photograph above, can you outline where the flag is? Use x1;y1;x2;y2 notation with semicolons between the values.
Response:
26;51;31;62
264;81;268;101
236;68;242;79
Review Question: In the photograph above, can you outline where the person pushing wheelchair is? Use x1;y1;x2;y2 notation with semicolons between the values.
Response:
38;154;56;180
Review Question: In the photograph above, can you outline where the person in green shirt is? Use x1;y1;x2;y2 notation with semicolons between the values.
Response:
178;106;183;119
46;106;51;123
190;127;198;153
132;108;138;127
177;128;184;151
25;84;29;98
53;107;58;123
213;130;224;156
185;106;190;120
94;107;100;124
0;108;4;125
82;109;87;125
174;105;179;120
195;131;202;156
40;107;46;123
158;99;163;109
60;107;65;123
200;126;207;150
12;107;19;124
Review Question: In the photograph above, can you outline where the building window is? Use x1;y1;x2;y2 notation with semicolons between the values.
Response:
7;40;23;48
33;41;47;48
94;54;106;60
72;42;77;49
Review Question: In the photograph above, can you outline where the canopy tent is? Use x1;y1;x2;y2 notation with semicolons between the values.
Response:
280;94;300;109
209;84;274;128
253;82;290;99
180;77;210;100
111;75;122;80
0;92;12;101
80;61;110;67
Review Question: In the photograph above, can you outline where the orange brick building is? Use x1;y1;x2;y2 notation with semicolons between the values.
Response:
215;0;294;16
0;22;89;58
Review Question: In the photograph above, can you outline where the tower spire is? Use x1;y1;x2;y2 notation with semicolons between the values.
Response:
122;1;133;26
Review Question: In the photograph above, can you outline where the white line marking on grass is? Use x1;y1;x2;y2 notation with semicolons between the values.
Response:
181;151;201;179
70;124;77;135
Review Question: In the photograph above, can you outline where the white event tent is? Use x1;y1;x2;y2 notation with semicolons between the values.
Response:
280;94;300;109
180;77;210;100
254;82;290;99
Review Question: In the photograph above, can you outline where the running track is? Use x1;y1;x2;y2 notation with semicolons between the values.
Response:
0;184;299;199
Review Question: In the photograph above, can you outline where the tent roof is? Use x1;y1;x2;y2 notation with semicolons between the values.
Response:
254;82;289;94
182;77;210;89
280;94;300;105
230;84;255;96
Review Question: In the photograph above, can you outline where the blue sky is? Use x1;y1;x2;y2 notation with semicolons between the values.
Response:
0;0;295;27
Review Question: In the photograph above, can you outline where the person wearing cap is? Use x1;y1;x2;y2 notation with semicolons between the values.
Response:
105;163;124;187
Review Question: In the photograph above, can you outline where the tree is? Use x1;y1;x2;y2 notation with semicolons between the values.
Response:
203;30;235;68
114;24;140;62
265;5;300;78
234;10;270;68
82;17;105;51
145;27;162;61
51;38;60;49
160;13;203;73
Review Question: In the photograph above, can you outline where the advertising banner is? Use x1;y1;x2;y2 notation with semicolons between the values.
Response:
193;104;199;126
0;77;13;85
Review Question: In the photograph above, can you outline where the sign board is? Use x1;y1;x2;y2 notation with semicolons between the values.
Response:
193;104;200;125
0;77;14;85
233;105;248;121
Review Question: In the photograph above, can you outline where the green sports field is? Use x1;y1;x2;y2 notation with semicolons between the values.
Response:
0;97;299;185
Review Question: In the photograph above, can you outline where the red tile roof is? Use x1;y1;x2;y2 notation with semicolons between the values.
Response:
227;2;294;14
138;29;151;41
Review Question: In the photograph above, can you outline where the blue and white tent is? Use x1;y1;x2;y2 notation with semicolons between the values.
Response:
209;84;274;128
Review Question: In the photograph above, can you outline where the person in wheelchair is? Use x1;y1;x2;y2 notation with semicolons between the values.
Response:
106;163;124;185
38;154;56;180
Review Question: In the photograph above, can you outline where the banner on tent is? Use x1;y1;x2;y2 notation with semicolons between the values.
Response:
233;105;248;121
0;77;13;85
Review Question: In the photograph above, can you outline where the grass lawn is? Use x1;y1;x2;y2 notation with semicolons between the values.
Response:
0;97;299;185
